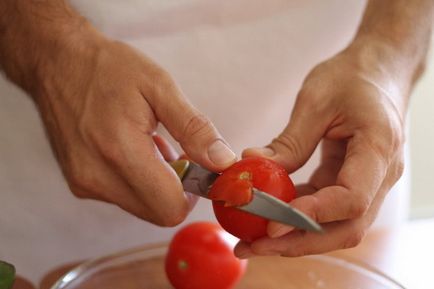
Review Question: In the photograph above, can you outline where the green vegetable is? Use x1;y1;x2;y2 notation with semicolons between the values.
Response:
0;260;15;289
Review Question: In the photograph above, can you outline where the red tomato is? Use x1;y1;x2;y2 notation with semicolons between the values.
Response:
165;222;247;289
210;157;296;242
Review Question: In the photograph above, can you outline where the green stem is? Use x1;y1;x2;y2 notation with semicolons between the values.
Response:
0;260;15;289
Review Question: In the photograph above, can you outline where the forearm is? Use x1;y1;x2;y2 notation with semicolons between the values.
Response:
0;0;98;95
349;0;433;112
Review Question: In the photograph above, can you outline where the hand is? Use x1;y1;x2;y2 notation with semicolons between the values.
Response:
33;27;236;226
235;44;407;257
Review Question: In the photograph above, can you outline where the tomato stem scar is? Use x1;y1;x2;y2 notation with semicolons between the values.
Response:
239;171;251;180
178;260;189;271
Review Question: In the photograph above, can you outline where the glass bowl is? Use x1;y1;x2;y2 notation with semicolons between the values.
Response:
51;243;404;289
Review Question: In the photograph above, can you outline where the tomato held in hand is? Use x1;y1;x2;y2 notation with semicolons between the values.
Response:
165;222;247;289
209;157;296;242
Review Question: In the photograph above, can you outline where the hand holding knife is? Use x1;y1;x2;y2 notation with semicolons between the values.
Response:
170;160;323;233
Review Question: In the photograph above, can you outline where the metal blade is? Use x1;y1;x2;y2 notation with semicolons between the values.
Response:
181;162;218;198
239;188;324;233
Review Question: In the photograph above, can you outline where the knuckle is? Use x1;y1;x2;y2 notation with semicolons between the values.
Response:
368;117;404;163
142;66;178;101
152;207;189;227
342;228;366;249
99;142;124;165
69;185;89;199
80;122;126;166
68;173;97;199
181;113;214;142
153;214;186;227
156;69;175;87
150;70;175;95
272;133;304;169
349;195;370;219
393;156;405;181
389;128;404;155
89;132;125;165
296;86;330;116
297;88;322;108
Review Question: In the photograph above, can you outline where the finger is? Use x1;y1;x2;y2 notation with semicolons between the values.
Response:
242;90;332;173
122;135;190;226
98;122;192;226
234;241;257;259
308;139;346;188
142;72;236;171
266;183;316;238
152;134;179;161
314;133;388;221
267;140;345;238
269;133;389;238
152;134;200;209
294;184;317;198
251;161;399;257
65;145;162;222
252;221;366;257
242;153;402;256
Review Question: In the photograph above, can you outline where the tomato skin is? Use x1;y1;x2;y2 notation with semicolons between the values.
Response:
211;157;296;242
208;170;253;206
165;222;247;289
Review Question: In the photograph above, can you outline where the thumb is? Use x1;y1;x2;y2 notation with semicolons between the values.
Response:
243;96;329;173
144;74;237;171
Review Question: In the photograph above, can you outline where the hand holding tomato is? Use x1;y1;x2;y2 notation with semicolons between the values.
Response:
165;222;247;289
209;157;296;242
234;39;413;258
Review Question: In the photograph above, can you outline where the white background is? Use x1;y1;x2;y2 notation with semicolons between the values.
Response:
410;31;434;219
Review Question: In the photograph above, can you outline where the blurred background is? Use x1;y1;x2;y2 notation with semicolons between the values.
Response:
410;32;434;220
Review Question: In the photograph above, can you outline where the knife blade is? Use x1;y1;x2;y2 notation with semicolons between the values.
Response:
171;160;323;233
239;188;323;233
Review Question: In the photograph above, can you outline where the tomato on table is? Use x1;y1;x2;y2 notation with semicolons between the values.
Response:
165;222;247;289
209;157;296;242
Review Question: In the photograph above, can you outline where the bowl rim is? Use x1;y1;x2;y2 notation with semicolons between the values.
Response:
50;242;168;289
50;242;405;289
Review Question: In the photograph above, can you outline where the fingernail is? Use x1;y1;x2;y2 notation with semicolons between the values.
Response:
268;225;294;238
208;140;237;166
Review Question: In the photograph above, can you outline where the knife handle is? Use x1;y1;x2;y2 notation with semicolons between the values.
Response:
169;159;190;180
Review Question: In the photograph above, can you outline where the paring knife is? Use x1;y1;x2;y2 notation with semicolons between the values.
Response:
170;160;323;233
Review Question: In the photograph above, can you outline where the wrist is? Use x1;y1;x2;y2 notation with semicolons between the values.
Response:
349;35;422;85
346;0;433;102
20;22;106;103
32;22;107;100
0;1;106;98
341;37;416;117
